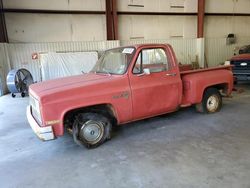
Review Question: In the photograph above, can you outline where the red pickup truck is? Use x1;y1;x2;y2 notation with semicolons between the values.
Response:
27;44;233;148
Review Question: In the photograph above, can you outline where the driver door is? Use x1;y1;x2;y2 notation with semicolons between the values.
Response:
129;48;181;120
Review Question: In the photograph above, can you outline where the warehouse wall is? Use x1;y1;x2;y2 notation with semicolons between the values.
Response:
2;0;105;10
203;0;250;65
7;41;120;82
3;0;106;42
205;16;250;38
3;0;250;42
0;44;10;95
3;0;198;42
4;38;197;83
5;13;106;42
206;0;250;13
1;0;250;95
117;0;196;12
206;37;250;67
118;15;197;40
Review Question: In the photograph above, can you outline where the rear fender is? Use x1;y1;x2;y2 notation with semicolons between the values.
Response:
199;83;231;102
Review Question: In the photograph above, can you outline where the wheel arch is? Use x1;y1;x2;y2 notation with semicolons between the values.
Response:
63;103;118;130
199;83;229;103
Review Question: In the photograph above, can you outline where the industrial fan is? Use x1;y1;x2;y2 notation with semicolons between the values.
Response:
6;69;34;98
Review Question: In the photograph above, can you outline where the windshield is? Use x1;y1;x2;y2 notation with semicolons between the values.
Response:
91;47;135;75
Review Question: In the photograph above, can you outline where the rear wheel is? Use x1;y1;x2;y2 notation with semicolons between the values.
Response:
72;112;112;148
196;88;222;113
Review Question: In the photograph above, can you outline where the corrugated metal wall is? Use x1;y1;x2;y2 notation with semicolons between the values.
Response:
0;43;10;95
2;37;250;95
205;37;250;67
7;41;120;82
121;38;197;65
6;39;196;83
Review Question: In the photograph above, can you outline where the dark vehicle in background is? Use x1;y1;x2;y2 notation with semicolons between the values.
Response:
229;54;250;82
239;45;250;54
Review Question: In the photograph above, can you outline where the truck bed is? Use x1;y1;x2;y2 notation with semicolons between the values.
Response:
180;65;232;75
179;64;233;107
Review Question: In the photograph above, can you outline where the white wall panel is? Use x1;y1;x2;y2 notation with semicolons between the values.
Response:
206;0;250;13
5;13;106;42
205;37;250;67
121;38;197;64
3;0;105;11
7;41;120;82
118;15;197;40
117;0;196;12
71;15;106;41
205;16;250;38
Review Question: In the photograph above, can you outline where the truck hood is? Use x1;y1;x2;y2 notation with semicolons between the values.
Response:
29;73;115;98
231;54;250;61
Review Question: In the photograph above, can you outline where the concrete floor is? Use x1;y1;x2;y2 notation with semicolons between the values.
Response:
0;84;250;188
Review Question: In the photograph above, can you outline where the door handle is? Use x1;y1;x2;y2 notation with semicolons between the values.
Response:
166;73;177;76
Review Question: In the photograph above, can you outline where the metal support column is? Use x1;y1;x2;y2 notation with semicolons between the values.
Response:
112;0;118;40
0;0;8;43
106;0;113;40
106;0;118;40
197;0;205;38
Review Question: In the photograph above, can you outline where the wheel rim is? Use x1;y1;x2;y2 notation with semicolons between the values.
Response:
206;95;219;112
79;120;104;144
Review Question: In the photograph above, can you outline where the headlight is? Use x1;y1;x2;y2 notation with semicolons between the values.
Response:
30;95;42;125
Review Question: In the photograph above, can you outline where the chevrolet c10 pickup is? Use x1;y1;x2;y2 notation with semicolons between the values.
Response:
27;44;234;148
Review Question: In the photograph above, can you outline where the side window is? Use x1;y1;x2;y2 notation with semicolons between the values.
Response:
133;48;169;74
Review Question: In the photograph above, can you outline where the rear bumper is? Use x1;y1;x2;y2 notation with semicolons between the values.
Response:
26;105;55;141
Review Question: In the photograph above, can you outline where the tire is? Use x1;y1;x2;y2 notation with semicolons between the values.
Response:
195;88;222;113
21;92;25;98
72;112;112;149
11;93;16;98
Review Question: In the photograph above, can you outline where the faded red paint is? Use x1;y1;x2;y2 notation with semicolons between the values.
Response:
29;44;234;138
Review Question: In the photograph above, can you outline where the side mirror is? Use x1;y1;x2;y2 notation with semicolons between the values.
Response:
136;68;150;77
143;68;150;75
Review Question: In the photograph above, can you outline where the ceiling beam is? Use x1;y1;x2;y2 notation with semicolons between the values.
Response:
3;9;250;17
3;9;105;14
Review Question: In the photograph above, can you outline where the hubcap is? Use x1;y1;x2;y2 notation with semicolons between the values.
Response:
80;120;104;144
207;95;219;112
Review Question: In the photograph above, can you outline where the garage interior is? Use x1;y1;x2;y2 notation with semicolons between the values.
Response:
0;0;250;187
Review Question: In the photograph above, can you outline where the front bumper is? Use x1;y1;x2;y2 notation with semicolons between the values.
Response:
26;105;55;141
233;74;250;81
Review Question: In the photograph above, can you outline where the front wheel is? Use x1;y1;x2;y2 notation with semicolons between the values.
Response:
195;88;222;113
72;113;112;149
